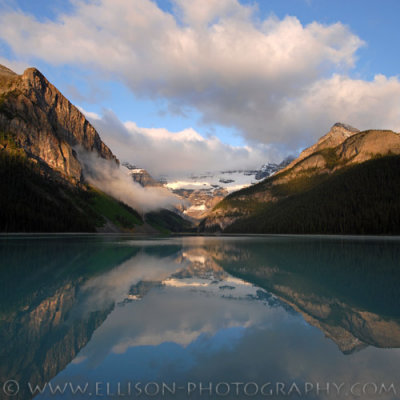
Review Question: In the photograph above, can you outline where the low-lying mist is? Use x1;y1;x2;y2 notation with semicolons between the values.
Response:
78;150;185;213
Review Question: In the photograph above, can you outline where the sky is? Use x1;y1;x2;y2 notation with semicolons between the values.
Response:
0;0;399;177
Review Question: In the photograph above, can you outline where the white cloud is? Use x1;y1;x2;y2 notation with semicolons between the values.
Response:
76;106;101;121
82;109;278;177
0;56;29;74
290;74;400;132
173;0;250;27
0;0;399;149
78;149;184;212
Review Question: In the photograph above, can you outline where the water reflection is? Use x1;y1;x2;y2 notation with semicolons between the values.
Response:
1;235;400;399
216;236;400;352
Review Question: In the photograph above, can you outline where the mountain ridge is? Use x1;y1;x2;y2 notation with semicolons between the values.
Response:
280;122;360;174
201;123;400;233
121;161;292;221
0;64;117;183
2;62;399;234
0;64;192;233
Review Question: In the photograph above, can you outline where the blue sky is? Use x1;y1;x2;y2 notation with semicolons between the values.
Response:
0;0;399;174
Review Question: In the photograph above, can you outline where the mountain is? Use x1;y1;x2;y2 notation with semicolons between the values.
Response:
281;122;359;172
255;156;295;180
0;64;191;233
119;160;291;221
120;163;195;232
122;162;164;187
201;123;400;234
0;64;116;182
162;161;291;220
0;64;146;232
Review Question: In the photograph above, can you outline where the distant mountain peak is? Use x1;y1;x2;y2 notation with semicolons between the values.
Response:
122;162;163;187
281;123;360;172
122;162;139;170
331;122;359;133
255;156;295;180
318;122;360;146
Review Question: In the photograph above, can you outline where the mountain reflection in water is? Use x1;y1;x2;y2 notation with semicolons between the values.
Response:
0;235;400;400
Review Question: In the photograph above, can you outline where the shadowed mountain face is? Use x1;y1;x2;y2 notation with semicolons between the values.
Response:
0;64;117;183
201;123;400;233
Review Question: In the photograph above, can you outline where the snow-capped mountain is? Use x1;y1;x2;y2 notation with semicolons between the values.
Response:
165;157;295;194
122;158;294;221
255;156;295;180
122;162;164;187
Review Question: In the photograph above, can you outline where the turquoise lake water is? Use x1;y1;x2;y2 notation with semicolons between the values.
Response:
1;235;400;399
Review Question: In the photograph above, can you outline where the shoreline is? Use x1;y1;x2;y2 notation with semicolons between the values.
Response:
1;232;400;241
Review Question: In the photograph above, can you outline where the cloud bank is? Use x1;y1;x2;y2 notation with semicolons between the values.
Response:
83;109;277;177
1;0;399;148
78;150;184;212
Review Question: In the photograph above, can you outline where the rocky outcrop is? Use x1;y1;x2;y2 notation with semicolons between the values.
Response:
0;64;117;182
336;129;400;164
258;129;400;196
281;123;360;173
122;163;163;187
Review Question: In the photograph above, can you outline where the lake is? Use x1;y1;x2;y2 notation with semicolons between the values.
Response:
1;235;400;399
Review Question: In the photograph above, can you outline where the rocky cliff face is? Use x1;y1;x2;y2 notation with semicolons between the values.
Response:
281;125;400;178
337;129;400;164
281;123;360;173
0;64;117;182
